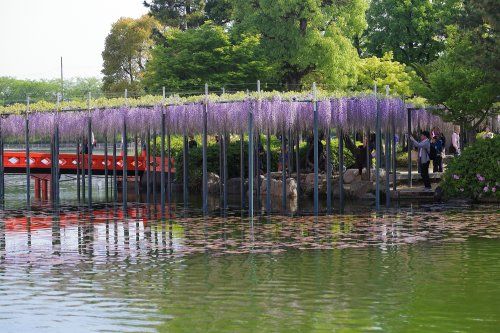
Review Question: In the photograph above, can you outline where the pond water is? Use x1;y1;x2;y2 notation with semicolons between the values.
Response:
0;176;499;332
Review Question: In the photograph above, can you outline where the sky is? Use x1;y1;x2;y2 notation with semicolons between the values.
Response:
0;0;148;80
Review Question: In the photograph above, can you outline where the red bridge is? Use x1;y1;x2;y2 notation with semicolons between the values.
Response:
2;151;175;200
2;151;175;176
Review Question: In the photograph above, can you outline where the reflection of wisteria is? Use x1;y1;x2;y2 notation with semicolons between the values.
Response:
1;206;498;264
0;206;499;332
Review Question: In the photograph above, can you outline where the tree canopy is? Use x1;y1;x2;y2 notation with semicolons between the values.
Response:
364;0;460;66
231;0;368;89
414;25;499;130
354;52;415;96
143;22;276;92
143;0;206;29
101;15;160;94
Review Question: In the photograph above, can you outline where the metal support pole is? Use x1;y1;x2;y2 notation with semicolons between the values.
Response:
161;112;166;216
167;131;171;205
25;103;30;207
122;114;127;210
113;132;117;204
240;132;245;209
134;134;139;201
88;116;93;210
152;131;157;207
366;127;371;180
281;129;286;211
183;132;188;207
202;84;208;215
76;139;80;202
223;133;228;212
255;132;261;211
392;116;397;192
407;108;412;187
266;128;271;214
295;133;300;209
219;133;223;207
104;133;108;202
385;131;391;208
375;85;381;211
313;83;319;216
54;115;60;207
146;130;151;206
248;105;254;217
326;127;332;214
51;134;54;200
385;86;391;207
81;132;85;201
288;128;293;176
338;127;345;212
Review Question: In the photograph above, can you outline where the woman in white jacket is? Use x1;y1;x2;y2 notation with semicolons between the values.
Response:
451;126;460;156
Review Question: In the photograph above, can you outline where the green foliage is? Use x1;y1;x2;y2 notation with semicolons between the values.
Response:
144;0;206;29
102;15;160;94
205;0;233;25
0;77;102;105
364;0;460;65
154;134;356;188
413;25;499;130
231;0;367;89
441;136;500;200
354;52;416;96
143;22;276;92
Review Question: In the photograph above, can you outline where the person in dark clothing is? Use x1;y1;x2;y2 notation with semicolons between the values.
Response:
356;144;367;176
431;135;443;172
188;135;197;148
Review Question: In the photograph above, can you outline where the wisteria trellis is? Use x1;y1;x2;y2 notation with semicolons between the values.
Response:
0;96;451;140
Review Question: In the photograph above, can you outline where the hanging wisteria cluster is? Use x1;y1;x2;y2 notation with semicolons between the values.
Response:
0;96;452;140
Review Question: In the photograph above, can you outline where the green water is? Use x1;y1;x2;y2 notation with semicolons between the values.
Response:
1;206;499;332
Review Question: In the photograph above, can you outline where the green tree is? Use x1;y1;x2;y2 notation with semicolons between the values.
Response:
414;25;499;131
354;52;416;96
101;15;160;94
0;77;102;105
144;0;205;29
231;0;368;89
205;0;233;25
143;22;275;92
364;0;460;66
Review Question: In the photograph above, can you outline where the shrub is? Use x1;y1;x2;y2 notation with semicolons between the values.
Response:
153;134;357;188
441;136;500;200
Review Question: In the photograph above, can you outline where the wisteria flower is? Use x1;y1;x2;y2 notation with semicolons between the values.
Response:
452;174;460;180
476;174;485;182
492;187;496;193
483;186;489;192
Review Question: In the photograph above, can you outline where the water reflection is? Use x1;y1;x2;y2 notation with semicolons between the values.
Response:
0;205;499;332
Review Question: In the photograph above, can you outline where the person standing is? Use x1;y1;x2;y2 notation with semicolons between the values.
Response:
408;131;432;190
431;135;443;172
451;126;461;156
